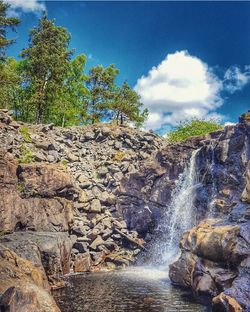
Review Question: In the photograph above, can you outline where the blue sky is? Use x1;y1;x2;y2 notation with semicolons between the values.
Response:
6;1;250;133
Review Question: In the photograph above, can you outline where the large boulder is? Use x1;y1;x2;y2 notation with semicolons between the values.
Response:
0;232;73;285
0;244;60;312
169;219;250;311
0;151;74;232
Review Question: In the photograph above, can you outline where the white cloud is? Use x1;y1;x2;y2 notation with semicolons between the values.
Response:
135;50;249;131
223;65;250;94
4;0;45;15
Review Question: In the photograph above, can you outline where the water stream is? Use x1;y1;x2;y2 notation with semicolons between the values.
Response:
54;148;212;312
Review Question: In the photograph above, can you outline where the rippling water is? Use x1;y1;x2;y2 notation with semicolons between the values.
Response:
53;267;211;312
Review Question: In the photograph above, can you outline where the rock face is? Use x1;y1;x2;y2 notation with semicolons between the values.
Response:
0;232;73;284
169;113;250;312
169;218;250;311
0;109;250;311
0;244;60;312
0;150;75;232
0;109;166;273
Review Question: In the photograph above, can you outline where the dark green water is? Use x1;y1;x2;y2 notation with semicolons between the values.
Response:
53;267;211;312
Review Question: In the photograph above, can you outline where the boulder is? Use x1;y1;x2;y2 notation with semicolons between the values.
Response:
0;244;60;312
0;232;73;283
0;286;60;312
17;163;76;198
0;153;74;232
90;199;102;213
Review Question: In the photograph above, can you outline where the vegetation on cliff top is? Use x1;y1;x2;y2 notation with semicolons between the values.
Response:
0;5;148;127
166;119;223;143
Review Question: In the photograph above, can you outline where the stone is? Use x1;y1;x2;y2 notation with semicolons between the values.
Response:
17;163;76;198
0;244;60;312
0;154;73;232
90;199;102;213
74;253;91;272
66;152;79;162
90;236;105;250
84;131;95;140
73;242;89;253
242;161;250;203
212;293;243;312
0;232;73;281
98;166;109;177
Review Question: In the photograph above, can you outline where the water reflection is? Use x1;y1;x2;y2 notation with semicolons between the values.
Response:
53;267;211;312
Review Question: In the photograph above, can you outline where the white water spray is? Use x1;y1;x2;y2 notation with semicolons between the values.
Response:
160;148;201;264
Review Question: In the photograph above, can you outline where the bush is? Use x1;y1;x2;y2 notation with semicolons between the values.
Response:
166;119;223;144
19;127;32;143
19;145;34;163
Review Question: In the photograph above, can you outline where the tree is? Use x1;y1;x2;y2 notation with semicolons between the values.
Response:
51;54;88;126
20;15;72;123
111;82;148;127
0;57;21;110
166;119;223;143
0;0;20;60
85;64;119;124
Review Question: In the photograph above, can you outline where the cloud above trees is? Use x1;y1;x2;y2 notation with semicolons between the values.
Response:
135;50;250;130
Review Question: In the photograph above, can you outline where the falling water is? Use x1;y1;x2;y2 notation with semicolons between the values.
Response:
158;148;202;264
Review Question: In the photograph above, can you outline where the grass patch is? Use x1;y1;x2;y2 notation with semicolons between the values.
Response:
19;145;34;164
166;119;223;144
19;127;32;143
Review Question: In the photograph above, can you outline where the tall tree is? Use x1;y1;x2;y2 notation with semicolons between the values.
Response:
111;82;148;127
20;15;72;123
85;64;119;124
0;0;20;60
0;57;21;110
51;54;88;127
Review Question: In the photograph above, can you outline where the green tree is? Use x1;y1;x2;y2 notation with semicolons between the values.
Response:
20;15;72;123
51;54;88;126
85;64;119;124
111;82;148;126
166;118;223;143
0;57;21;110
0;0;20;60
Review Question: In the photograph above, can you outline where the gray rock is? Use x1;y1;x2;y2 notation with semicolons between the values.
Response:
90;199;102;213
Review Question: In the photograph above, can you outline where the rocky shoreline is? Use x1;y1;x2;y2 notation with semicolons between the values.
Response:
0;109;249;311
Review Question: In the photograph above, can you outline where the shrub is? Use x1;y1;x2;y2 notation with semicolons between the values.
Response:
19;145;34;163
19;127;32;143
166;119;223;144
112;151;125;162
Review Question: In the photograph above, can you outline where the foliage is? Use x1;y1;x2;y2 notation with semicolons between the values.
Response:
0;57;22;110
112;151;125;162
19;145;34;163
0;12;148;128
17;181;25;194
0;0;20;59
20;14;72;123
19;126;32;143
85;64;119;124
51;54;88;126
166;119;223;143
111;82;148;127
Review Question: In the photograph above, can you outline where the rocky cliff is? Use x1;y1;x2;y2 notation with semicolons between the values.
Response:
0;109;249;311
169;113;250;312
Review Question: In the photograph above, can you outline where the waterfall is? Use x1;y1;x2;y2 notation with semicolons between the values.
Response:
157;148;201;265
